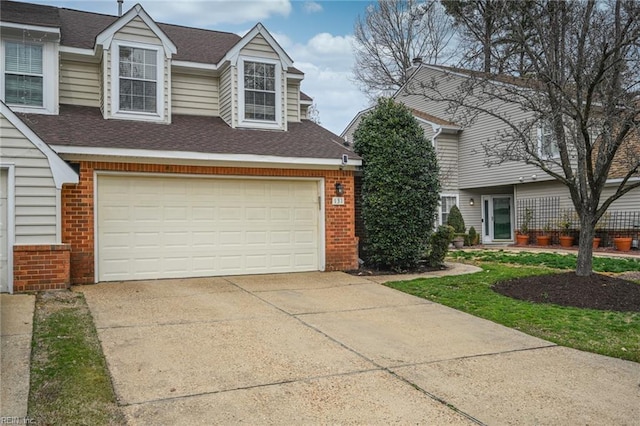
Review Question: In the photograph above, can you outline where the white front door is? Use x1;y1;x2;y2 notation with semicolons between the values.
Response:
481;195;513;243
0;169;8;292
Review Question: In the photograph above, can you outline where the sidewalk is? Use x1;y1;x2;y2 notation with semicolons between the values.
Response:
0;294;35;418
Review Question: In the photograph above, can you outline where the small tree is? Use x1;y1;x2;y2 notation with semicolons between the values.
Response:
446;205;466;233
353;98;440;270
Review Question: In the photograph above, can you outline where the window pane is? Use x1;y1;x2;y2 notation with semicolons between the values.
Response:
5;74;43;106
5;42;42;74
118;46;157;113
243;61;277;122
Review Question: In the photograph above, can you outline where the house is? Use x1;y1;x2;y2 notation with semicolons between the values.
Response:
342;63;640;247
0;0;360;293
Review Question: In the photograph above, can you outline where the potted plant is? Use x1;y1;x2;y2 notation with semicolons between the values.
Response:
557;211;575;247
593;214;606;249
447;205;466;249
614;235;633;251
537;222;551;246
516;208;533;245
468;226;479;246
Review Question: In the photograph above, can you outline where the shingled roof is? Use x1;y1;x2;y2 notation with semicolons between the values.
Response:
2;0;256;65
18;105;357;161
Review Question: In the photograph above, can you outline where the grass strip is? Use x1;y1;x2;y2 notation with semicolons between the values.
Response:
449;249;640;273
28;291;125;425
386;263;640;363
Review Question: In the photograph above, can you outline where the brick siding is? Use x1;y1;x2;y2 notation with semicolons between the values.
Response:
62;161;359;284
13;244;71;292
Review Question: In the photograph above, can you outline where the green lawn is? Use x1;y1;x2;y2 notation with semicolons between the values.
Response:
386;255;640;363
28;292;125;425
449;249;640;273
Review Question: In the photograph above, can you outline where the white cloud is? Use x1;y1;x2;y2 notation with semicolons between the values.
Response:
139;0;292;27
303;1;323;14
286;33;370;135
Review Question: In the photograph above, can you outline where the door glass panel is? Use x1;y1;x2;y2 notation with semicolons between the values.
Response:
493;197;511;239
484;199;490;236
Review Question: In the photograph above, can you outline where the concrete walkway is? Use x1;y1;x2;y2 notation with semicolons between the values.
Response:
0;294;35;418
75;270;639;425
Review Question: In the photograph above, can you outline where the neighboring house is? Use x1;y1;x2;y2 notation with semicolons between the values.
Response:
342;63;640;247
0;0;360;293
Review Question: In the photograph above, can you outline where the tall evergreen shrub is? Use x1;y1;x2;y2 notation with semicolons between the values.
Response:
353;98;440;270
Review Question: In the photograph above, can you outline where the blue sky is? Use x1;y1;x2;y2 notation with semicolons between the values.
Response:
14;0;376;134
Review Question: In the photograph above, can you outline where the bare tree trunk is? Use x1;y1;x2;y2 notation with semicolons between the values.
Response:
576;211;595;276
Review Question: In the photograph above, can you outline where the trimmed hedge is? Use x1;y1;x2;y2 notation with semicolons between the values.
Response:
354;98;440;271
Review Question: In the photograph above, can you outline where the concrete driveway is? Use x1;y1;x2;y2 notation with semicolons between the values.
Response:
77;272;640;425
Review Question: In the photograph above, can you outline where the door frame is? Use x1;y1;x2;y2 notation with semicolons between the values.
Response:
481;194;514;243
0;164;15;293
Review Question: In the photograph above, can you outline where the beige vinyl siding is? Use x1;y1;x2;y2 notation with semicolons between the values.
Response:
436;133;458;192
59;60;100;107
0;115;57;244
300;104;309;120
163;56;170;122
517;180;640;211
287;82;300;122
603;185;640;210
103;50;111;116
113;16;162;45
240;34;280;60
220;65;233;126
279;69;287;131
398;67;544;189
107;18;170;123
99;55;105;115
172;72;218;116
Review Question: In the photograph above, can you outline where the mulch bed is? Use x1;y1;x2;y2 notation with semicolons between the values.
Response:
492;272;640;312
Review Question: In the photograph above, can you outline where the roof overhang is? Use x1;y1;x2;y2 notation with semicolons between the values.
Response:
0;102;78;188
221;22;293;70
95;3;177;57
0;21;61;41
52;146;362;169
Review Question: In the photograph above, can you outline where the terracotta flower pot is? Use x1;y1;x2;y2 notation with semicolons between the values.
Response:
592;237;601;249
516;234;529;246
614;237;632;252
559;235;574;247
537;235;551;246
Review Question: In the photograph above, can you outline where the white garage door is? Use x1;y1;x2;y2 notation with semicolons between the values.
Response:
0;170;8;292
97;175;321;282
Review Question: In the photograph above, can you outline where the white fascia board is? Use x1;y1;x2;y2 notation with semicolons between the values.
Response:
0;21;61;39
172;60;218;71
0;102;79;188
59;46;96;56
300;99;313;106
221;23;293;69
605;177;640;185
413;116;461;132
95;4;177;57
287;72;304;81
51;145;363;167
339;107;373;138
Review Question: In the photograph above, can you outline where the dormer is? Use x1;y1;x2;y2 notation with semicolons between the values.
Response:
219;23;293;131
0;20;60;115
95;4;176;123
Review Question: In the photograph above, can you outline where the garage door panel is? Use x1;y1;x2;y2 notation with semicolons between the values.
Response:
97;176;320;281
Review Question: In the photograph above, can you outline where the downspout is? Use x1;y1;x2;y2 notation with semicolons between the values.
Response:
432;125;442;152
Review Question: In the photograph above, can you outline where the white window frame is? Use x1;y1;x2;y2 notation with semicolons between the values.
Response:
537;123;560;159
439;193;459;226
237;56;282;130
110;40;164;122
0;38;57;115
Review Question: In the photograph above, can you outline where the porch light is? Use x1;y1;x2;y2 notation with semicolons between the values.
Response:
469;198;475;206
334;182;344;196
